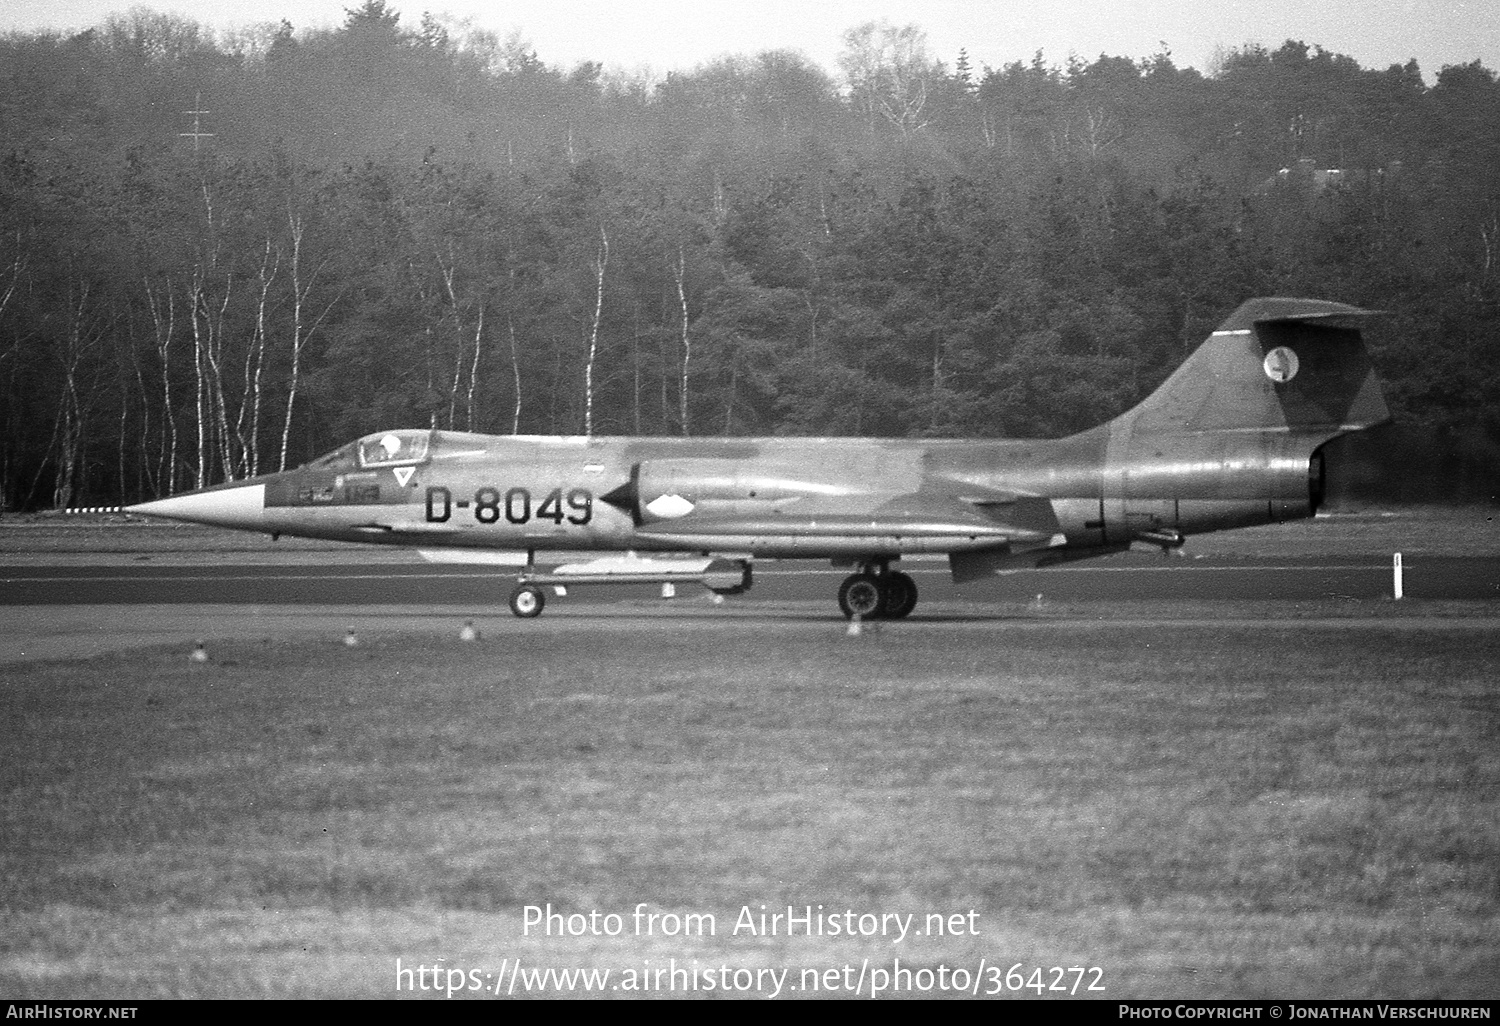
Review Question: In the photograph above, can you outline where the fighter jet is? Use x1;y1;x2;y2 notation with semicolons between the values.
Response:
126;297;1390;619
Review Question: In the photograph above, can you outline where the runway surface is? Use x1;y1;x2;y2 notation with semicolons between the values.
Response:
4;552;1497;605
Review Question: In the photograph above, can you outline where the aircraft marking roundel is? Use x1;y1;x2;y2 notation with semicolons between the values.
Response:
645;493;695;519
1263;346;1299;383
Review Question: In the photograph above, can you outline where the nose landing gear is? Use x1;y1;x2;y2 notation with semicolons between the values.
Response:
836;564;918;620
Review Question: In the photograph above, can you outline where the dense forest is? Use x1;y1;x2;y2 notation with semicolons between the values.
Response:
2;2;1497;510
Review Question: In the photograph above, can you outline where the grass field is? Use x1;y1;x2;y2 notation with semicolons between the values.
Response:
2;614;1497;998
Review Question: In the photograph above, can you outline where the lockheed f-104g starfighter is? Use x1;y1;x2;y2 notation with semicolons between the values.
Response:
128;297;1391;619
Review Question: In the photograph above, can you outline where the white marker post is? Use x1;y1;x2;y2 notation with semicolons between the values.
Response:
1393;552;1404;600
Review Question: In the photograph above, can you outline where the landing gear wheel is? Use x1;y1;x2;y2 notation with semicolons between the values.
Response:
881;571;918;619
838;573;884;620
508;584;545;618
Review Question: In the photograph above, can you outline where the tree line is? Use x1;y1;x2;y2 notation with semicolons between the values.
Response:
2;1;1497;509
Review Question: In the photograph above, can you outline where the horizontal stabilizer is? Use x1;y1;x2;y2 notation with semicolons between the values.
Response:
1218;297;1382;331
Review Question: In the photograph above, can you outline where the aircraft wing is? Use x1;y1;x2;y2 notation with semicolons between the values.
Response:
350;520;467;536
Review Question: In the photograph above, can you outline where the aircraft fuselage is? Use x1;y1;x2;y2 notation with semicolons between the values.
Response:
126;297;1392;618
225;427;1322;559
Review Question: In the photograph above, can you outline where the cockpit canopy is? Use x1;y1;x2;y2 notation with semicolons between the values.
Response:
356;430;430;467
302;430;432;472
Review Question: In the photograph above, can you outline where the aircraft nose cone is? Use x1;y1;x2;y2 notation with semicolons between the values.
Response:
126;483;266;529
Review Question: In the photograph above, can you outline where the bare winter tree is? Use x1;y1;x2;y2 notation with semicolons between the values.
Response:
838;21;936;139
583;225;607;436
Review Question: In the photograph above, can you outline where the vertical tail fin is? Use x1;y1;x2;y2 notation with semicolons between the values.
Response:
1125;297;1390;438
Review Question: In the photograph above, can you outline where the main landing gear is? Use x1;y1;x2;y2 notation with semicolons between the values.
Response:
509;584;545;618
837;564;918;620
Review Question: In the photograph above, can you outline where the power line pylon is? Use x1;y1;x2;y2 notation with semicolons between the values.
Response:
180;92;215;152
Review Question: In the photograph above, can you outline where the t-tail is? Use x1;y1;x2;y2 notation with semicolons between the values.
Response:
1093;296;1391;545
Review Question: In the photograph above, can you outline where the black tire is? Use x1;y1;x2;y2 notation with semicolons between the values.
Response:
882;571;918;619
838;573;884;619
508;584;545;618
